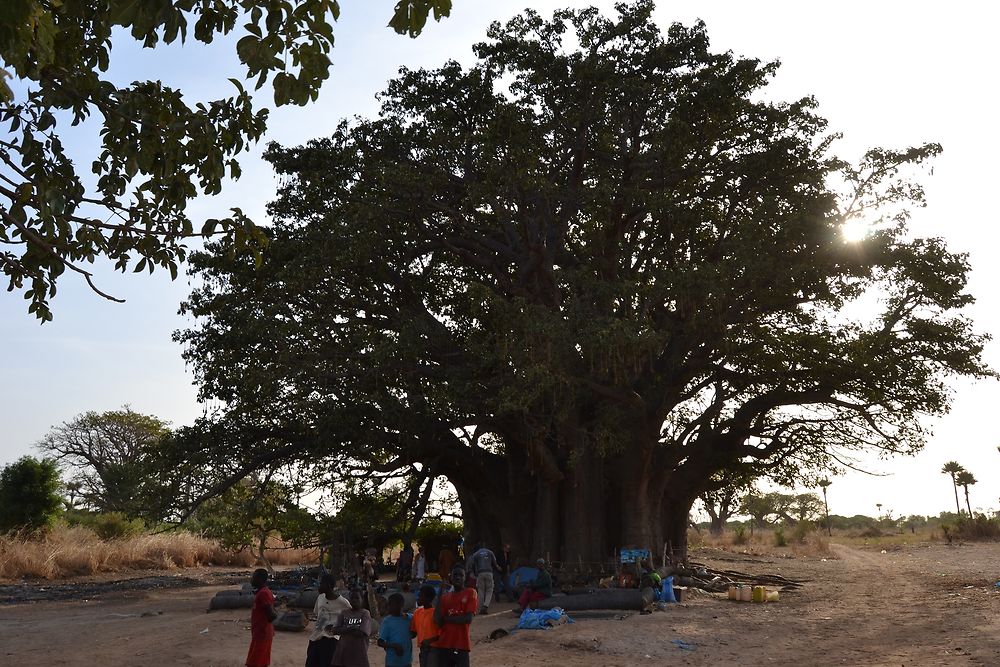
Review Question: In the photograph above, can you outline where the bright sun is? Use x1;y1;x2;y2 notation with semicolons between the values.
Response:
841;218;870;243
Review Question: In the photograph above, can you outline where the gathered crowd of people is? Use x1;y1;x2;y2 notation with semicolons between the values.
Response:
245;540;552;667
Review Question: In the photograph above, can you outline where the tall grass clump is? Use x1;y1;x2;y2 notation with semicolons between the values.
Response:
791;530;832;557
0;526;316;580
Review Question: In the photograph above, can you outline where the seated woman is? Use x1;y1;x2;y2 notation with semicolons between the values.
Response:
518;559;553;610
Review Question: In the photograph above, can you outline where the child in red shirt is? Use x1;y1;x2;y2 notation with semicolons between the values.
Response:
432;566;478;667
246;568;278;667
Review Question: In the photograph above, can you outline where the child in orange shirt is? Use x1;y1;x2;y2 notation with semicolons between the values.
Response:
410;585;441;667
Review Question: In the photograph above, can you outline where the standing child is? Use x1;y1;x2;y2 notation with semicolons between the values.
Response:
307;574;352;667
432;566;477;667
247;568;278;667
410;585;441;667
330;590;372;667
377;593;413;667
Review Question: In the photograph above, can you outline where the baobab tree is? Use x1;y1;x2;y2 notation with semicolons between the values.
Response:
818;479;832;536
941;461;966;515
170;2;994;564
955;470;977;517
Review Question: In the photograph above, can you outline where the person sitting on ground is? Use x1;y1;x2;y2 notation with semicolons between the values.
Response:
432;565;478;667
306;574;352;667
246;568;278;667
518;558;553;611
377;593;413;667
410;585;441;667
330;590;373;667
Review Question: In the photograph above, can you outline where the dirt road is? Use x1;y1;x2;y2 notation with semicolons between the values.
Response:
2;542;999;666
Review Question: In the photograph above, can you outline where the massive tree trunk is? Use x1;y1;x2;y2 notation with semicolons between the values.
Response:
661;499;693;564
559;442;608;566
445;426;712;568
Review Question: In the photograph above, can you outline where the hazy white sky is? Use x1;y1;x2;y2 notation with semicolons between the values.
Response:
2;2;998;519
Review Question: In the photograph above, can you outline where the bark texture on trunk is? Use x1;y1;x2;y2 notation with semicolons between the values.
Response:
447;426;708;567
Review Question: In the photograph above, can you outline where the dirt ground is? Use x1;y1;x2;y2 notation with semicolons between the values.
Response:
2;542;1000;666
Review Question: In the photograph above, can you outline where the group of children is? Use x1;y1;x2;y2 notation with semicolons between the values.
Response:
246;564;479;667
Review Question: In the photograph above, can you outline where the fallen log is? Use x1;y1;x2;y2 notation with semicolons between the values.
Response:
208;592;253;610
287;590;320;609
535;587;655;612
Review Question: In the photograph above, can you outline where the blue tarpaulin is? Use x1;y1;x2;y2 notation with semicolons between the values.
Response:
517;607;574;630
619;548;651;563
508;566;540;592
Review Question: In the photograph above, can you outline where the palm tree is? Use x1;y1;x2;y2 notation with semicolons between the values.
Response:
955;470;977;517
941;461;966;515
818;479;832;536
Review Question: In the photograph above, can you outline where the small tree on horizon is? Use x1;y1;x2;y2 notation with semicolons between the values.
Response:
818;479;832;536
955;470;977;517
36;407;172;521
0;456;63;532
941;461;966;515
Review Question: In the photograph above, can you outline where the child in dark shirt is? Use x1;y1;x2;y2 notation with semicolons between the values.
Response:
330;590;372;667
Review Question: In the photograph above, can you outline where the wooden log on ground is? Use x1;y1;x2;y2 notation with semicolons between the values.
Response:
287;590;320;609
535;588;655;611
208;592;253;610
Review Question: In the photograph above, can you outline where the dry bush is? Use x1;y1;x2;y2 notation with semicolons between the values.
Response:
948;515;1000;541
0;526;313;580
267;545;319;565
791;530;832;557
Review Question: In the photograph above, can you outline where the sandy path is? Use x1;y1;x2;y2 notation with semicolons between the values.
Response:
2;543;1000;666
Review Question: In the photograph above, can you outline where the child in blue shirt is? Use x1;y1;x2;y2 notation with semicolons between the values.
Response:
377;593;413;667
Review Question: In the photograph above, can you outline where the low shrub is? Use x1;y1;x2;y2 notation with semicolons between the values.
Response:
773;528;787;547
91;513;146;540
732;526;748;545
791;520;814;544
792;531;832;557
951;514;1000;541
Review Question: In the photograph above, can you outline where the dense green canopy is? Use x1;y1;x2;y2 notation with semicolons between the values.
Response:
175;2;991;562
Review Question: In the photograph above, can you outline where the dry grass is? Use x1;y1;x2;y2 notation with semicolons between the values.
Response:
0;527;318;580
691;526;834;559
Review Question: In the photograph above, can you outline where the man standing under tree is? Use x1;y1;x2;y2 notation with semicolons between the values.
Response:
433;566;477;667
495;544;513;602
466;543;500;614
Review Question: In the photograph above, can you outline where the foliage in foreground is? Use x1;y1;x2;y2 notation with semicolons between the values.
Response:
0;0;452;320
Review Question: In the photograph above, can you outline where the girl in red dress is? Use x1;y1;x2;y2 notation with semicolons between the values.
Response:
247;569;277;667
